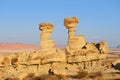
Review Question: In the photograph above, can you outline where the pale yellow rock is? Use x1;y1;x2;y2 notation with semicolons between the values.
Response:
66;35;86;53
96;41;108;53
64;17;108;67
3;66;19;78
0;56;5;66
27;65;38;72
40;48;56;57
51;62;79;76
0;55;11;66
67;55;84;63
84;42;98;51
39;23;55;50
39;22;66;64
17;64;28;73
98;54;107;59
27;51;41;65
77;62;85;70
39;22;53;31
18;72;29;80
64;17;86;55
39;22;56;54
17;65;31;79
64;17;78;29
67;52;99;63
11;52;29;65
41;49;66;64
91;61;96;69
38;64;51;75
84;61;91;69
64;17;78;40
40;40;55;52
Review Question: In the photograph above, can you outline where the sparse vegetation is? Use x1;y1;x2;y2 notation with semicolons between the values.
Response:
5;78;20;80
71;70;89;79
22;73;67;80
88;72;104;80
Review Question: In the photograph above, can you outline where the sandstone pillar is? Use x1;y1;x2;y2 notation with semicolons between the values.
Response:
39;23;55;52
39;22;66;64
64;17;86;55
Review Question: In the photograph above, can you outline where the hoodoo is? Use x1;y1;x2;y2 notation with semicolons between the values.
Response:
0;17;108;79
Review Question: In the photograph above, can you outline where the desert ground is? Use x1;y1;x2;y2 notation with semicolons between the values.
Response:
0;43;120;80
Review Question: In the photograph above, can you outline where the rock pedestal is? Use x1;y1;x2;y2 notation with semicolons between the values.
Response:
39;23;66;64
39;23;55;52
64;17;86;55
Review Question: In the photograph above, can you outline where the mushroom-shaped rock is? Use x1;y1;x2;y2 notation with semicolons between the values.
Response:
39;23;54;31
64;17;79;29
64;17;86;55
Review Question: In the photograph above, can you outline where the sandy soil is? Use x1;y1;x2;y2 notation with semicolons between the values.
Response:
103;48;120;80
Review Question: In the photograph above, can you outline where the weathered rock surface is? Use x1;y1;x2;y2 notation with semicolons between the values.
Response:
51;62;79;76
39;23;66;64
64;17;108;64
64;17;86;55
0;17;108;79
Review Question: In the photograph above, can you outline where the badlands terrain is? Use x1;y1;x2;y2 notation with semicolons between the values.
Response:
0;43;120;80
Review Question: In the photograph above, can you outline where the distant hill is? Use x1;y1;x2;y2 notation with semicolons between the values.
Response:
0;43;65;50
0;43;40;50
116;45;120;48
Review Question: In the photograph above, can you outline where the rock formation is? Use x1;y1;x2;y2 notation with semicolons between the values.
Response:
39;22;66;64
64;17;108;72
0;17;108;79
64;17;86;55
39;23;55;52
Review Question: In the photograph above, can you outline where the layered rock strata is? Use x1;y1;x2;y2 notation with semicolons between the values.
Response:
39;23;66;64
0;17;108;79
64;17;108;72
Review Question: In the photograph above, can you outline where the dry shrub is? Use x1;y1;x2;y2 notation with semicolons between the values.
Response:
22;73;35;80
71;71;89;79
38;75;60;80
88;72;104;80
4;72;104;80
35;74;68;80
22;73;67;80
5;78;20;80
113;63;120;70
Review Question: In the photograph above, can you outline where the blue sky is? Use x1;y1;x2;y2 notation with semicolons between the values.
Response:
0;0;120;47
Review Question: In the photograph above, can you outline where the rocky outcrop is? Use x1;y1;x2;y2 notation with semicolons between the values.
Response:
64;17;108;65
39;22;66;64
0;17;108;79
64;17;86;55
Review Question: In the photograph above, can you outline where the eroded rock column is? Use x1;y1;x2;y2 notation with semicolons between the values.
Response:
39;23;55;52
64;17;86;55
39;22;66;64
